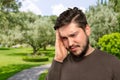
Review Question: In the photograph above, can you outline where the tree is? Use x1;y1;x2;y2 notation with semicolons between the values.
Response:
22;12;55;55
0;0;22;46
0;0;55;55
0;12;25;47
109;0;120;12
0;0;21;12
109;0;120;33
86;2;119;47
0;10;55;55
49;15;57;24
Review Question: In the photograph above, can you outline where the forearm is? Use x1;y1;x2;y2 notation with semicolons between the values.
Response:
46;60;62;80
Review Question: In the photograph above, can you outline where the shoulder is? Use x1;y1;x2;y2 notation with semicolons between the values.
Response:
96;49;120;78
94;49;118;59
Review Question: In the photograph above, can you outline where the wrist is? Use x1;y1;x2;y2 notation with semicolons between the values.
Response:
54;57;64;63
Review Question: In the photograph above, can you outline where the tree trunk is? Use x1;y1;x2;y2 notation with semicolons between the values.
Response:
33;49;38;55
43;45;46;50
32;46;39;55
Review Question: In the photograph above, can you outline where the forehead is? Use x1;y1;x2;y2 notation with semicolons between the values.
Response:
58;22;81;36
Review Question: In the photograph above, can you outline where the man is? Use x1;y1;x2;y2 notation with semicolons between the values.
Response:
46;7;120;80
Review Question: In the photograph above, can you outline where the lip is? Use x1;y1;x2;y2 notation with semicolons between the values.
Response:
70;47;77;52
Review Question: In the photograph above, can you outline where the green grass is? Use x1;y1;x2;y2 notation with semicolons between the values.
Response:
0;47;54;80
39;70;48;80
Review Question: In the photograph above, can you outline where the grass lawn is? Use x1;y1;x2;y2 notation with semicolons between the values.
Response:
0;47;54;80
39;70;48;80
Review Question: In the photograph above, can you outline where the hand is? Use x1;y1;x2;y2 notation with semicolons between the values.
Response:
54;30;68;63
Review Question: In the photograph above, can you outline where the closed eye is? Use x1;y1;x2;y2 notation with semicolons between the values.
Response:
70;34;76;37
61;37;67;40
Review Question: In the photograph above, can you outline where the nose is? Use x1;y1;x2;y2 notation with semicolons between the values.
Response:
68;38;74;47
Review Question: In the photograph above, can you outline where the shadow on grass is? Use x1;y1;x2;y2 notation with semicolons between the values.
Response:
0;48;10;50
5;48;55;57
0;64;42;80
39;48;55;51
6;52;28;56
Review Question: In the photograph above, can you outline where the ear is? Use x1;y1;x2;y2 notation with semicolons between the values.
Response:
85;25;91;36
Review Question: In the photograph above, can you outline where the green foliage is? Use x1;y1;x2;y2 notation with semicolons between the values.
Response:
109;0;120;12
22;13;55;54
49;15;57;24
0;0;21;12
98;33;120;58
0;48;41;80
0;47;10;50
109;0;120;31
39;70;48;80
86;2;119;47
0;11;55;55
39;51;55;57
0;47;54;80
23;56;49;62
0;12;25;47
0;0;55;57
0;64;39;80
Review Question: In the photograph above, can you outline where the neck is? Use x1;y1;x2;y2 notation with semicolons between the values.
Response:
85;45;95;56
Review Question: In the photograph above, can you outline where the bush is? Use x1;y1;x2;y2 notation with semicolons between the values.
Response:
0;47;10;50
38;50;55;57
41;51;54;57
23;55;49;62
97;33;120;58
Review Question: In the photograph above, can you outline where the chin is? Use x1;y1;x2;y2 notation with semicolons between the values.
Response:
72;51;82;56
71;50;86;58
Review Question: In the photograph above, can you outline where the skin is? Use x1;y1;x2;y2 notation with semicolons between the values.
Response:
54;22;94;62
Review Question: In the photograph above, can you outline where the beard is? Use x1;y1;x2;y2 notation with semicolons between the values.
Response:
69;36;89;61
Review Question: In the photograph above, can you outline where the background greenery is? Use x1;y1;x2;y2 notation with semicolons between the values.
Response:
39;70;48;80
0;47;54;80
98;33;120;58
0;0;120;80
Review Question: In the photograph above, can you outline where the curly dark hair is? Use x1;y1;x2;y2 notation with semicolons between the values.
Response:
54;7;88;30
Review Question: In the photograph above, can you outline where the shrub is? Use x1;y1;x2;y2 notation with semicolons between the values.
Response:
97;32;120;58
23;55;49;62
38;50;55;57
0;47;10;50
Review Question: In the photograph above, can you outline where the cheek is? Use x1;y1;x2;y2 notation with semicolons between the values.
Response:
75;35;82;42
75;35;86;44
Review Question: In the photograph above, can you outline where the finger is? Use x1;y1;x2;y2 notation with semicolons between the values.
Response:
56;30;61;41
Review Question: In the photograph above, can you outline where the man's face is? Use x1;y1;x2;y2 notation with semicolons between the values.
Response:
58;22;90;57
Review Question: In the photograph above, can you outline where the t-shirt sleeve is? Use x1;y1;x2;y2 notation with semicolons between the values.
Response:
112;57;120;80
46;60;63;80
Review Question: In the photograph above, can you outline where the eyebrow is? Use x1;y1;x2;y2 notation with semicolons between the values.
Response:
68;31;78;37
60;30;79;38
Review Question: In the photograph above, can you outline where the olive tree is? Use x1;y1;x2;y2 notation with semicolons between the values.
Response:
22;12;55;55
86;2;119;47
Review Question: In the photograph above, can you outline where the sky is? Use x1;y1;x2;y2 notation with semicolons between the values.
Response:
19;0;99;16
